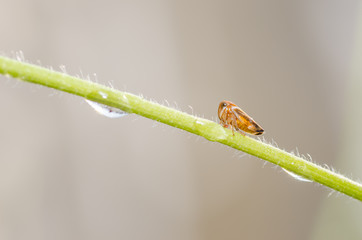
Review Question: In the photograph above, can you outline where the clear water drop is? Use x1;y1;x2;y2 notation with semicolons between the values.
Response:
196;120;205;125
282;168;312;182
99;91;108;99
122;94;129;104
85;100;128;118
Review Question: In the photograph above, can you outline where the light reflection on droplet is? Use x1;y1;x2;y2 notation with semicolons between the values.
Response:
282;168;312;182
85;99;128;118
99;91;108;99
196;120;205;125
122;94;129;104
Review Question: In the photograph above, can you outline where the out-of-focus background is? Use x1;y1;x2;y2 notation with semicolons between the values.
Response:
1;1;362;239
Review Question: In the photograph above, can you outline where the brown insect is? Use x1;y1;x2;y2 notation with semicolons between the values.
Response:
218;100;264;136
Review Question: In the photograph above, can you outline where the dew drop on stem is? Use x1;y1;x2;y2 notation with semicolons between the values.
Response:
282;168;312;182
85;99;128;118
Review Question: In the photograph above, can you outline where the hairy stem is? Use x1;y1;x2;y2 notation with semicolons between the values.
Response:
1;56;361;201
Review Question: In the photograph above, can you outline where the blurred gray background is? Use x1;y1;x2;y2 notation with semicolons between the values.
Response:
1;0;362;239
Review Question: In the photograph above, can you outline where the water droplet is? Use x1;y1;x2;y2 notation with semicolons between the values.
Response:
282;168;312;182
99;91;108;99
85;100;128;118
196;120;205;125
122;94;129;104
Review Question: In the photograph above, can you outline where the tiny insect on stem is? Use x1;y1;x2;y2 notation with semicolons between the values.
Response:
218;100;264;136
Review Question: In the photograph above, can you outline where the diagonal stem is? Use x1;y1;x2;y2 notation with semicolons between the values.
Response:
1;56;361;201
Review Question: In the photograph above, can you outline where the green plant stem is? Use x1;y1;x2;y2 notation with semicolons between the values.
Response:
1;56;361;201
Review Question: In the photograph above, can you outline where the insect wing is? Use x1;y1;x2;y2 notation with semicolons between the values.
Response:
232;107;251;128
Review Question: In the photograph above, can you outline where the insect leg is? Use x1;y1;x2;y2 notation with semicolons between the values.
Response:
229;114;237;136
